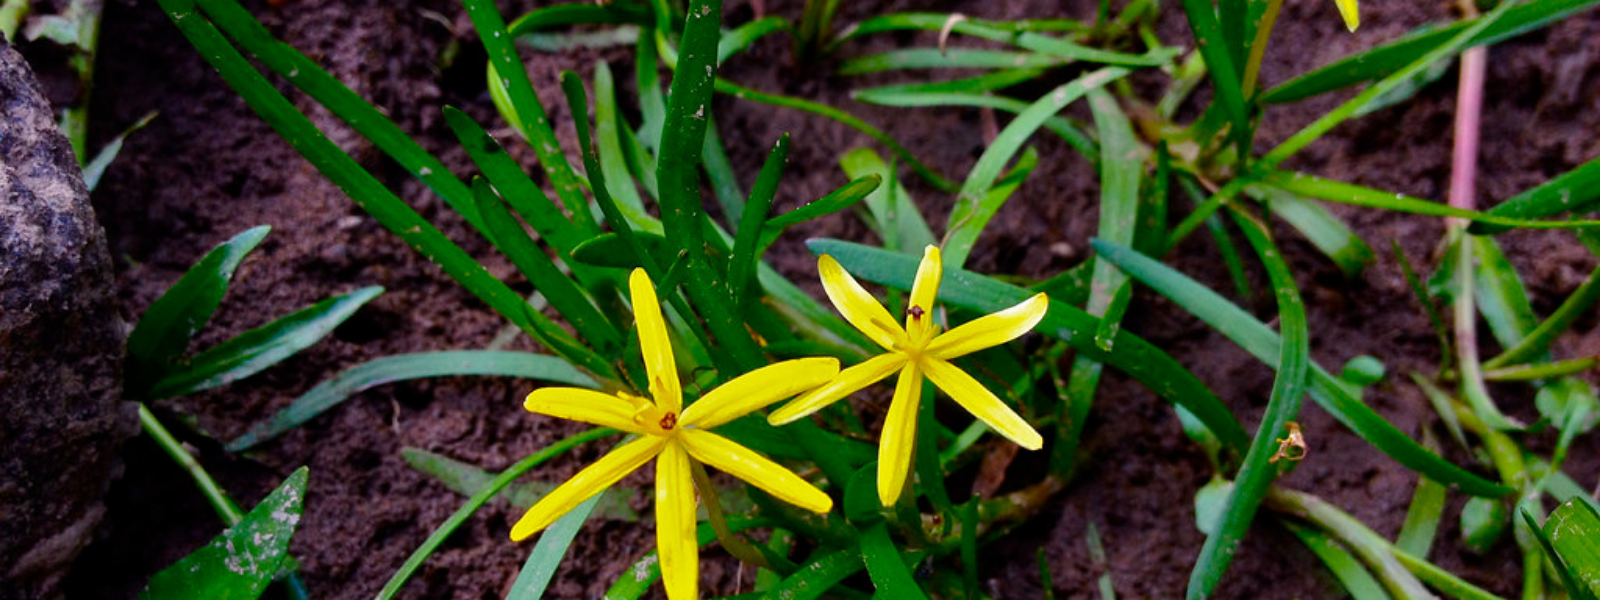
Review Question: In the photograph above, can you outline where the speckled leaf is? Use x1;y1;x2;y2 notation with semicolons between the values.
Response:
139;468;307;600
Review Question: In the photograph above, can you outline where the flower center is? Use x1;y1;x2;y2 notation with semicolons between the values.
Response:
659;412;677;431
908;305;925;320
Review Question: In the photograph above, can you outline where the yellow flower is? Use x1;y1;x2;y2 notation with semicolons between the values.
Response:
511;269;838;600
1334;0;1359;32
768;245;1048;506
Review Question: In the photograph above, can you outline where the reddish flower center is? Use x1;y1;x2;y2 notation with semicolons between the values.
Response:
659;412;678;431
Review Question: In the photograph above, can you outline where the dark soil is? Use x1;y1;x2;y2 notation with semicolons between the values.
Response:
30;0;1600;597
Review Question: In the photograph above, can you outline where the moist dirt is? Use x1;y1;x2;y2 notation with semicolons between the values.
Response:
29;0;1600;597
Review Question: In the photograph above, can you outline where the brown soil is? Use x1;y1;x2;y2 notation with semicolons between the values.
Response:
33;0;1600;598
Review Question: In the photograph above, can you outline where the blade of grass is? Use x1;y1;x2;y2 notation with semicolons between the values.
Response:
944;67;1129;268
839;48;1064;75
702;114;746;228
504;495;602;600
758;176;881;254
466;0;597;232
1253;186;1375;278
1176;0;1248;163
228;351;595;451
809;239;1251;452
1283;520;1393;600
1255;169;1600;230
1395;473;1448;558
1265;487;1434;600
1470;156;1600;235
1091;239;1512;497
839;147;936;254
758;547;866;600
1263;0;1600;104
1471;236;1539;351
1187;209;1310;600
474;178;624;353
852;68;1046;99
860;522;930;599
1487;262;1600;368
148;287;383;399
374;428;617;600
730;135;790;307
1485;356;1600;382
849;89;1099;163
401;447;637;520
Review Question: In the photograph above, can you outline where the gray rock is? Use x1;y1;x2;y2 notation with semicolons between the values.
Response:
0;40;129;599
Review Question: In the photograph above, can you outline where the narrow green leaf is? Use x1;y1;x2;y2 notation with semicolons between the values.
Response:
375;429;617;600
1255;186;1375;277
852;68;1045;99
83;110;157;192
441;107;587;255
717;15;787;63
839;147;936;254
1487;262;1600;368
1282;520;1393;600
591;61;653;226
730;135;790;307
505;495;603;600
758;175;880;253
1085;87;1140;350
1264;0;1600;104
841;12;1086;41
1177;0;1248;162
1523;501;1600;600
808;239;1251;452
138;468;307;600
839;48;1063;75
127;225;270;398
1258;169;1600;230
465;0;595;232
702;114;746;228
474;178;623;354
1395;473;1447;558
1472;156;1600;235
1188;210;1310;600
758;547;866;600
1485;356;1600;382
859;522;929;599
1471;236;1539;351
400;447;636;520
505;2;650;35
228;351;596;451
148;287;383;400
848;89;1098;161
945;67;1128;267
1091;239;1513;498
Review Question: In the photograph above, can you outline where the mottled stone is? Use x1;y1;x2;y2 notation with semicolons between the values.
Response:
0;40;130;599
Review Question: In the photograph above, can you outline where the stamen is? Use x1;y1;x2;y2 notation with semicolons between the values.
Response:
908;305;925;320
659;412;678;431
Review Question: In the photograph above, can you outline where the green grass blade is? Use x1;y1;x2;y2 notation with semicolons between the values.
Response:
860;522;930;599
474;178;623;353
1487;264;1600;368
758;176;880;253
841;12;1086;41
945;67;1128;267
715;77;958;192
634;27;667;156
505;495;602;600
1085;87;1141;349
148;287;382;400
841;13;1164;66
1258;169;1600;230
1470;156;1600;235
138;468;307;600
730;135;790;307
1177;0;1248;162
1485;356;1600;382
1264;0;1600;104
758;547;866;600
655;0;765;374
702;114;745;228
839;48;1063;75
228;351;596;451
1282;520;1392;600
401;447;636;520
1523;501;1600;600
441;107;587;253
1255;186;1375;278
1091;240;1513;498
718;15;788;63
839;147;936;254
157;0;614;380
1470;236;1539;351
506;3;650;33
852;68;1045;99
126;225;269;398
809;239;1250;452
1395;473;1447;558
374;429;616;600
193;0;485;232
591;61;653;224
83;110;156;192
1188;210;1310;600
465;0;596;232
848;89;1100;162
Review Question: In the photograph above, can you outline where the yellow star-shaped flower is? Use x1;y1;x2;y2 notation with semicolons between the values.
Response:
512;269;838;600
768;245;1048;506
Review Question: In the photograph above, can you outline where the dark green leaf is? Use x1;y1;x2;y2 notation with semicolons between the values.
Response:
859;522;929;599
148;287;382;400
139;468;307;600
758;176;879;253
505;495;603;600
1258;169;1600;230
126;225;269;398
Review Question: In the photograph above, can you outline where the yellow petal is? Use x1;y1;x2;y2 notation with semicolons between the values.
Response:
510;436;666;541
1333;0;1359;31
525;388;648;434
655;442;699;600
681;357;841;429
905;245;943;343
922;358;1043;450
877;361;923;507
630;269;681;413
818;254;907;351
925;293;1049;360
680;429;833;513
767;353;906;426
